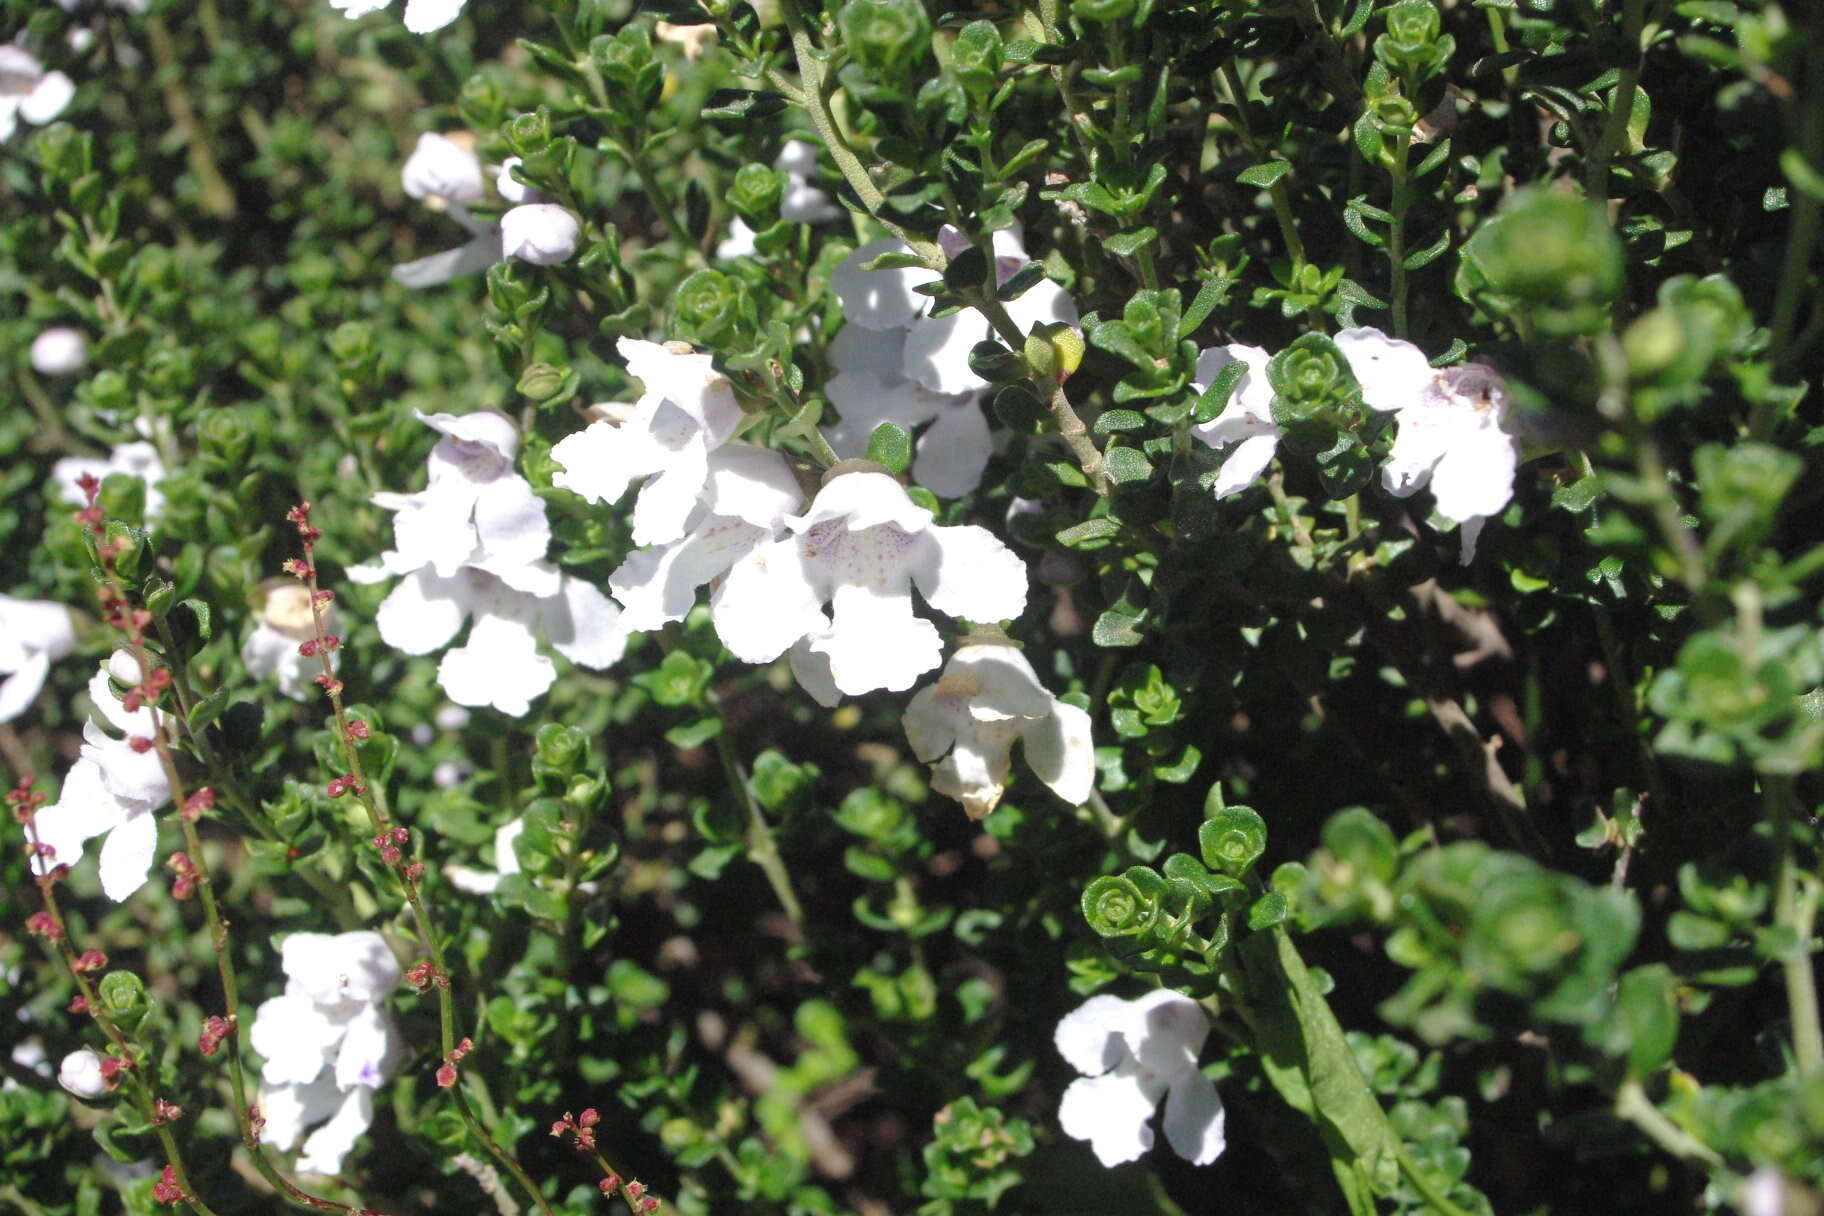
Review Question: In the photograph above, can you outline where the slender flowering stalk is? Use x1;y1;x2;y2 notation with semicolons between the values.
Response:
285;501;556;1216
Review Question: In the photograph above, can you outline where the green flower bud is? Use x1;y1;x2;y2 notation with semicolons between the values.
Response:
506;108;554;158
1460;187;1623;336
729;162;785;222
594;26;655;88
1374;0;1452;78
1266;333;1359;444
535;723;590;779
458;73;508;132
1200;806;1267;877
84;369;132;414
1082;867;1167;938
98;970;152;1034
515;361;567;402
838;0;931;77
951;21;1004;96
675;268;743;346
197;408;252;470
327;321;375;368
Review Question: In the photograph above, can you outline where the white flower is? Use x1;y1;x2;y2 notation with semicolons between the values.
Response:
0;45;75;142
58;1048;109;1099
444;818;524;895
400;132;483;205
1335;328;1520;564
1188;343;1278;499
351;410;631;714
776;139;840;225
607;445;803;632
30;327;87;376
551;339;746;547
1055;990;1226;1169
329;0;466;34
26;652;172;901
903;642;1094;819
500;203;581;265
832;228;1078;397
242;583;336;701
821;350;989;500
496;156;542;204
716;216;758;262
52;441;166;521
713;471;1027;697
0;595;77;723
250;931;402;1177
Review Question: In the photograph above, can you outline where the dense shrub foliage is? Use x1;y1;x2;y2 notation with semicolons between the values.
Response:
1;0;1821;1212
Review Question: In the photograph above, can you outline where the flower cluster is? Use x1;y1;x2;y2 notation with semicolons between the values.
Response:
248;931;403;1176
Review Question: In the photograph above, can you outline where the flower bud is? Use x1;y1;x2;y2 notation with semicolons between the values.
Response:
58;1049;111;1099
97;969;152;1033
516;361;568;402
30;327;87;376
198;408;253;470
1082;868;1167;939
401;132;484;205
500;204;582;265
506;108;553;158
1200;805;1268;877
1374;0;1452;78
950;21;1004;97
838;0;930;76
729;162;785;222
458;73;508;132
535;723;589;779
674;268;743;345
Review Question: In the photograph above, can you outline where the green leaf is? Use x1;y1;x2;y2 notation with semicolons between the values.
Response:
1237;160;1293;188
665;717;724;749
1105;227;1159;257
866;421;913;473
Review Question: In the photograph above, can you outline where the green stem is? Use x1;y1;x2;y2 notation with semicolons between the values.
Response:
1584;0;1646;201
1615;1079;1724;1168
1217;63;1307;266
1767;29;1823;383
710;704;806;928
1768;775;1824;1077
1387;130;1413;337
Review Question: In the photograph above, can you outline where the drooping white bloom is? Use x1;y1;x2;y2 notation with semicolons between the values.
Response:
0;45;75;142
551;339;747;547
58;1048;109;1099
30;327;87;376
832;227;1078;398
1055;990;1226;1169
495;155;542;204
242;583;336;701
903;642;1094;819
351;411;630;716
444;818;524;895
1335;328;1520;564
1188;343;1278;500
250;932;402;1176
328;0;466;34
713;471;1027;697
401;132;483;204
607;445;803;631
26;653;172;900
500;203;581;265
52;441;166;521
0;595;77;723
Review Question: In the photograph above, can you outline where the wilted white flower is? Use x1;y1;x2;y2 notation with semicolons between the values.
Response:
500;203;581;265
552;339;747;547
328;0;466;34
0;45;75;142
1188;343;1278;499
401;132;483;205
52;441;166;521
351;411;630;716
26;652;171;900
1335;327;1520;563
58;1048;110;1099
495;155;542;204
242;582;336;701
713;471;1027;697
903;641;1094;819
0;595;77;722
30;327;87;376
250;931;402;1176
1055;989;1226;1169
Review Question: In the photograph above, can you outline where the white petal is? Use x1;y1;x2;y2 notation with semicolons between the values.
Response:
903;308;994;396
334;1006;400;1090
901;684;959;764
611;516;768;631
1428;424;1518;523
402;0;465;32
618;338;744;446
470;476;552;577
418;409;519;460
0;652;51;723
540;577;629;670
1055;996;1133;1075
282;930;401;1006
1457;515;1488;566
822;371;947;459
400;132;483;203
21;71;75;125
58;1049;109;1099
295;1088;375;1176
1161;1071;1227;1165
1122;989;1210;1080
1058;1063;1162;1168
828;325;909;382
715;217;757;261
928;725;1017;819
910;525;1027;624
704;446;802;528
389;485;483;578
813;581;941;695
375;569;469;656
258;1073;344;1153
96;806;158;901
500;204;580;265
631;438;710;547
711;537;827;663
832;238;929;332
438;610;554;716
391;231;502;288
551;418;642;507
944;645;1054;722
1334;327;1435;413
1002;275;1078;334
788;638;843;708
1211;431;1281;499
911;398;992;499
795;471;931;535
251;993;344;1088
28;759;123;876
1022;700;1095;806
